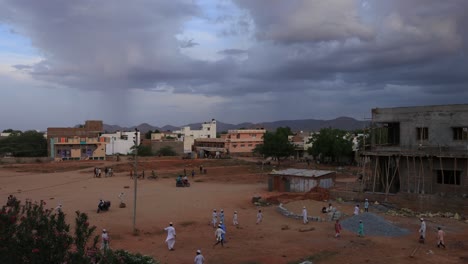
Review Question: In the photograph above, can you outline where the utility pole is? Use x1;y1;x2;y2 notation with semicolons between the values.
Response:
133;128;139;234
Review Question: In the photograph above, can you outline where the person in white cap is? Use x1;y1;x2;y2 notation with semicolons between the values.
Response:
233;211;239;227
101;229;110;250
302;206;308;224
212;209;217;228
164;222;176;251
419;218;426;243
364;199;369;213
219;209;225;223
213;224;226;248
194;249;205;264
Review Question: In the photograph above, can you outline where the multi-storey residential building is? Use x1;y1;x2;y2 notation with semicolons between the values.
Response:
47;120;108;160
101;131;140;155
172;119;217;153
224;128;266;155
362;104;468;197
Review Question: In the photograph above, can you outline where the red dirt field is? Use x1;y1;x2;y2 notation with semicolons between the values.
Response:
1;157;467;264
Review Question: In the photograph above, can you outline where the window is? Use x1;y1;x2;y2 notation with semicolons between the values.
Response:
233;144;237;148
82;149;87;154
236;134;240;139
436;170;461;185
248;144;253;147
251;134;256;138
416;127;428;140
207;127;210;131
453;127;468;140
240;144;245;147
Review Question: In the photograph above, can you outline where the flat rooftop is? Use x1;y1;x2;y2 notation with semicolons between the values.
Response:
269;168;335;178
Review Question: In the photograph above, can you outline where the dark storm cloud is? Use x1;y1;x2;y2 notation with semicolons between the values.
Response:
232;0;468;96
0;0;467;115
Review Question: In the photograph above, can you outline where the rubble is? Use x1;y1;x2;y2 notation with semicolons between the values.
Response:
277;203;323;222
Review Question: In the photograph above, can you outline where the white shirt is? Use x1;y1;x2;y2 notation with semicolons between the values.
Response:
164;226;176;241
102;233;109;242
302;209;307;218
194;254;205;264
215;228;225;240
354;206;359;215
419;221;426;233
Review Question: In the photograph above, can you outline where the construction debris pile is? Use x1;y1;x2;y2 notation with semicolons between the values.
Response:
277;203;323;222
386;208;466;222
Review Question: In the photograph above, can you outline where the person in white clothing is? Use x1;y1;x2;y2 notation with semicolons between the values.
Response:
354;204;360;216
302;206;308;224
164;222;176;251
101;229;110;251
194;249;205;264
233;211;239;227
55;204;63;213
212;209;217;228
419;218;426;243
256;209;263;224
213;224;226;248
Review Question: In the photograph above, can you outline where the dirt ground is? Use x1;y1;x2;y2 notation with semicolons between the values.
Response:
1;157;467;264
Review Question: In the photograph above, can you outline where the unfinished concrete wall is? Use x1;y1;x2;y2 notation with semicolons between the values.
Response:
372;104;468;151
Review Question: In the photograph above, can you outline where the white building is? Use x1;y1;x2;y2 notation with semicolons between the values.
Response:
172;119;217;153
101;131;141;155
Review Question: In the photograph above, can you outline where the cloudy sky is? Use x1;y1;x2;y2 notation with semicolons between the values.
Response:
0;0;467;130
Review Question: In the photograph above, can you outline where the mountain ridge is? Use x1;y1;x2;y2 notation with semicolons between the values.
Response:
102;117;369;133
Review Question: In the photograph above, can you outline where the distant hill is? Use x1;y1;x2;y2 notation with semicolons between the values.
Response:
102;117;368;133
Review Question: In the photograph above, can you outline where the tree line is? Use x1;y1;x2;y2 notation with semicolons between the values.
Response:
0;130;47;157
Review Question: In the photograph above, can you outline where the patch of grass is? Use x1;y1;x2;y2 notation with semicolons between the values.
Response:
287;250;338;264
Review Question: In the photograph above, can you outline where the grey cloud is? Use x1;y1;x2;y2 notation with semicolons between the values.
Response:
217;49;247;56
179;38;199;48
0;0;467;125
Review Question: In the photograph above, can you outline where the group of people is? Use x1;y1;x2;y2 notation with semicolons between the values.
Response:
94;167;113;178
419;218;446;248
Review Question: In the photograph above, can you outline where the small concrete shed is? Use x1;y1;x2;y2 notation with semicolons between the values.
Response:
268;169;336;192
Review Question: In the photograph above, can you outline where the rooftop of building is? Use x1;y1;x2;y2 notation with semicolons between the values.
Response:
269;169;335;178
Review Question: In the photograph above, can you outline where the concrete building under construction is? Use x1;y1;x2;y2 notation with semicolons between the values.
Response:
361;104;468;200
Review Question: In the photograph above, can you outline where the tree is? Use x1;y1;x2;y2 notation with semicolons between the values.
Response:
0;198;159;263
145;130;152;139
130;145;153;156
307;128;353;163
0;130;47;157
253;127;295;165
2;129;22;135
155;146;177;156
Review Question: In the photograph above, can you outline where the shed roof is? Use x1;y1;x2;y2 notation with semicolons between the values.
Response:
269;168;334;178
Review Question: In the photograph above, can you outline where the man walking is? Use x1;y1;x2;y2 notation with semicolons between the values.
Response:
437;227;446;248
164;222;176;251
101;229;110;251
364;199;369;212
358;220;364;237
233;211;239;227
194;249;205;264
335;219;342;238
212;209;218;228
256;209;263;224
354;204;360;216
219;221;226;242
419;218;426;243
302;206;308;224
219;209;225;223
213;224;226;248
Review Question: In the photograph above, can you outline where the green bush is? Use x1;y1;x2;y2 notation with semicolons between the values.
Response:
155;146;177;156
0;198;159;264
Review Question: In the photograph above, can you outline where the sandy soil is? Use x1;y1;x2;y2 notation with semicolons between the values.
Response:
1;157;467;264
